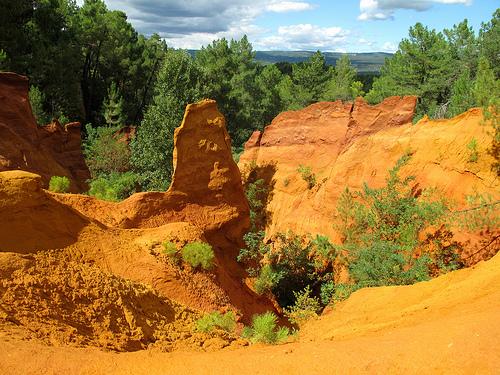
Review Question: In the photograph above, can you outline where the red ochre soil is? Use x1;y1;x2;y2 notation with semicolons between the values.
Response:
0;251;498;374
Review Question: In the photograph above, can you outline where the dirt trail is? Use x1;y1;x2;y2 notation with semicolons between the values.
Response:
1;252;498;374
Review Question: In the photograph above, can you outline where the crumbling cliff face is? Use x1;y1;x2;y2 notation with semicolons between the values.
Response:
0;72;90;192
0;96;277;331
238;97;499;261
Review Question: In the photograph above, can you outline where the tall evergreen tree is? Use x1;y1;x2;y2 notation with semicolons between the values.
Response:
279;51;333;111
479;9;500;78
130;48;205;191
324;54;363;102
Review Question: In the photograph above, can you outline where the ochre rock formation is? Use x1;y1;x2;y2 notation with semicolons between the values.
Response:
0;72;90;192
0;170;90;253
0;99;277;327
239;97;499;258
54;99;252;273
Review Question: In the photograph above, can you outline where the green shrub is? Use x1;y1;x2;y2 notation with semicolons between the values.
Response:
181;241;214;270
242;311;290;344
466;139;479;162
320;281;356;305
196;311;236;333
332;153;458;302
162;242;178;261
245;179;266;231
49;176;70;193
239;230;335;308
284;286;321;326
297;165;322;189
83;124;131;177
253;264;284;295
88;171;140;202
29;86;51;125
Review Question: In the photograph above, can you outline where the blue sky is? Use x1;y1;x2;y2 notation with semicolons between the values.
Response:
76;0;499;52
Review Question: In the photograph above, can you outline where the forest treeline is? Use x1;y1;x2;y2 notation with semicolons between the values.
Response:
1;1;499;196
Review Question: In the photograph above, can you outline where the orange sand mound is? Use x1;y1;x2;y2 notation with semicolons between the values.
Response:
1;251;498;374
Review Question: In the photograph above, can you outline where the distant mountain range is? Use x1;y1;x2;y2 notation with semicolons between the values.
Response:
188;50;391;74
254;51;392;74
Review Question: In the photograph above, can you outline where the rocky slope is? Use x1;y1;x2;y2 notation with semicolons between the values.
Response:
1;251;499;374
0;73;90;192
0;96;279;340
239;97;499;262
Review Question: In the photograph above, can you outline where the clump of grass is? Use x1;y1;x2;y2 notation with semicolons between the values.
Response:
242;311;290;344
181;241;215;270
49;176;70;193
162;242;178;261
196;311;236;333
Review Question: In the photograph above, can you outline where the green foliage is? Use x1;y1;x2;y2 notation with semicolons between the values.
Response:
466;139;479;163
320;281;354;305
29;86;51;125
88;171;139;202
479;9;500;78
239;230;334;308
297;165;322;189
245;179;266;230
333;153;458;300
196;311;236;333
0;49;9;72
473;57;500;175
324;54;364;102
162;242;178;261
195;36;271;147
83;124;131;177
242;311;290;344
458;191;500;232
366;20;478;119
279;50;334;111
238;231;277;294
49;176;70;193
449;68;477;118
83;123;139;201
130;48;205;191
284;286;321;326
181;242;215;270
102;82;124;127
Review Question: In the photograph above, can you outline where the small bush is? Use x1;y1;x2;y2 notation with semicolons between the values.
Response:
284;286;321;326
242;311;290;344
297;165;322;189
253;264;284;295
466;139;479;162
162;242;178;261
196;311;236;333
49;176;70;193
181;241;215;270
88;171;140;202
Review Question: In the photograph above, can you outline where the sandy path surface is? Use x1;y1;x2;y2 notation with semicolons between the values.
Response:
2;253;499;375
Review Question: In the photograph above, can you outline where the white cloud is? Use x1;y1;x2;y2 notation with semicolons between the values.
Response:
266;2;316;14
82;0;319;50
358;0;473;21
358;0;395;21
271;24;352;50
359;38;375;46
380;41;397;52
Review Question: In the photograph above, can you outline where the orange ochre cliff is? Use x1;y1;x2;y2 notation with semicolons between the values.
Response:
239;96;499;263
0;73;90;192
